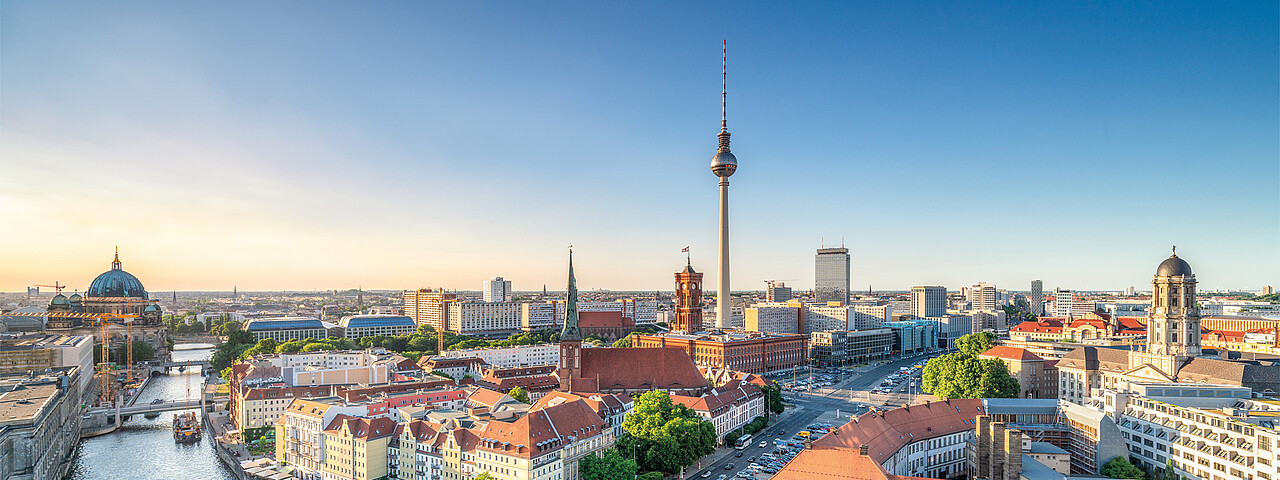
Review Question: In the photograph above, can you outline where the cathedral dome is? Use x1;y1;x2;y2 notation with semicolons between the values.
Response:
87;253;148;298
68;293;82;303
49;294;70;307
1156;252;1193;277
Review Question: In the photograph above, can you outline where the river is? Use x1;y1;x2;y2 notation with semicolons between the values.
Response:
64;344;236;480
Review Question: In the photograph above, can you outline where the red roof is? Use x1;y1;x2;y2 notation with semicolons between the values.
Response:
324;414;398;440
814;399;985;464
980;346;1043;362
578;311;634;329
476;397;608;459
1010;320;1062;334
570;347;709;393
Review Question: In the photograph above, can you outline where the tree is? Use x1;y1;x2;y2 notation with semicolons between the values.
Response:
508;386;530;404
1100;456;1145;479
921;352;1019;399
612;333;635;348
637;472;663;480
580;449;638;480
301;342;330;352
759;385;785;414
955;332;995;357
474;473;497;480
115;340;156;362
617;390;717;474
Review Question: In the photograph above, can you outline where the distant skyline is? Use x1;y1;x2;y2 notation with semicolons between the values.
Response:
2;2;1276;292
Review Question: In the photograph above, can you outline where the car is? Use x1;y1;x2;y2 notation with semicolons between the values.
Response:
702;471;714;478
759;441;768;448
735;451;743;457
717;476;728;480
725;463;735;470
747;456;755;463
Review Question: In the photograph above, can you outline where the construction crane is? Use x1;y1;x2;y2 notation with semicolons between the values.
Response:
0;309;140;405
32;282;67;294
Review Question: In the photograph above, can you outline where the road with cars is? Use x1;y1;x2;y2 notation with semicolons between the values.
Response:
687;353;935;479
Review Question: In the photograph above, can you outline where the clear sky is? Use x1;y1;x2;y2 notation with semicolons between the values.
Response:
1;1;1276;293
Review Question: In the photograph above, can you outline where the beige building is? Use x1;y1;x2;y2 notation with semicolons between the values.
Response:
321;415;397;480
979;346;1057;399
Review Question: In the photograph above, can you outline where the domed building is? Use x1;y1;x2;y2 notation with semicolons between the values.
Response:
44;250;169;354
78;251;163;325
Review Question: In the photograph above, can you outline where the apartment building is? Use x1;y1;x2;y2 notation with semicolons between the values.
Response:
321;415;398;480
403;289;457;331
670;377;764;443
439;343;559;368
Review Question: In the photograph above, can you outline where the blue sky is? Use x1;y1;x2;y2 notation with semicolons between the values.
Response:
1;1;1276;292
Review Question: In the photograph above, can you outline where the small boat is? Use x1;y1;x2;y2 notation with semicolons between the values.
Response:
144;412;160;419
173;412;201;443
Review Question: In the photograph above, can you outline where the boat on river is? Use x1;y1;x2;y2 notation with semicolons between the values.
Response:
173;412;201;443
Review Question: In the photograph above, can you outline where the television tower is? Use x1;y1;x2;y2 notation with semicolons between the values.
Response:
710;40;738;329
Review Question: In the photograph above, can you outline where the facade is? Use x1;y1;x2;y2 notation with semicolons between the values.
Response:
1030;280;1044;316
971;309;1009;333
520;299;658;332
244;317;329;343
765;282;793;303
670;377;764;443
340;315;417;340
0;367;82;480
744;302;802;334
927;313;973;349
402;289;457;331
911;286;946;318
815;247;851;304
970;283;999;310
576;311;634;342
440;344;559;368
235;349;400;388
810;329;894;365
482;277;512;303
0;335;94;395
672;264;705;333
633;331;808;375
447;301;522;338
321;415;398;480
882;320;937;355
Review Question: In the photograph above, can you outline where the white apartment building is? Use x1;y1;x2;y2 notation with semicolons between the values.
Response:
483;277;512;303
969;283;998;311
969;309;1007;333
911;286;947;318
449;301;522;337
1052;289;1094;317
804;304;851;334
670;380;765;444
1094;383;1279;480
246;349;400;387
744;302;801;333
851;304;891;330
440;343;559;368
928;314;973;350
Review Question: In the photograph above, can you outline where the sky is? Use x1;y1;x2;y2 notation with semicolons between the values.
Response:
1;1;1277;293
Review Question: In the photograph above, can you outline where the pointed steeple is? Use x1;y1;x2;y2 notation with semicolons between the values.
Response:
111;247;122;270
560;248;582;341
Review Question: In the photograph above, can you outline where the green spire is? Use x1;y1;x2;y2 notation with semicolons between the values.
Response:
561;249;582;341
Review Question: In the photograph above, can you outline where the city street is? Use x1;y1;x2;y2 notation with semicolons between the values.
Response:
685;353;934;479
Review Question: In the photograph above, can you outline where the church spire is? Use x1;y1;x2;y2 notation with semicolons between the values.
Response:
560;246;582;341
111;247;122;270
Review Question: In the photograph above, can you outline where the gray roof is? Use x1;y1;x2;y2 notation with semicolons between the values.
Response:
1021;454;1067;480
1156;254;1193;277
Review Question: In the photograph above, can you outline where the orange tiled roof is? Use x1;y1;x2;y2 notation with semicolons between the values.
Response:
573;347;709;392
814;399;984;465
774;446;940;480
324;414;398;440
980;346;1043;362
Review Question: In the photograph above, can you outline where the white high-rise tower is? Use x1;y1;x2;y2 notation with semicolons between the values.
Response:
710;40;738;329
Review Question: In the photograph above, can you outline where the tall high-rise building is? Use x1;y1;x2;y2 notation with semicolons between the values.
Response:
970;282;998;310
1029;280;1044;315
673;262;705;333
1264;285;1276;295
815;247;850;304
482;277;512;302
710;41;739;329
765;281;792;302
911;286;947;318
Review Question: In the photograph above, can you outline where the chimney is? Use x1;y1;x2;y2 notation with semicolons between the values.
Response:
989;422;1006;480
1004;429;1023;480
976;415;991;477
859;444;868;456
804;435;812;450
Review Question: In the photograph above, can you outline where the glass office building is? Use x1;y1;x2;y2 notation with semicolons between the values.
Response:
815;247;850;304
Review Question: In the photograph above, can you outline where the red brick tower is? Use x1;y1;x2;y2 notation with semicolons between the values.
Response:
674;262;704;333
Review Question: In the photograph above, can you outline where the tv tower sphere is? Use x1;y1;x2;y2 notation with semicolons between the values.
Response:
710;132;737;178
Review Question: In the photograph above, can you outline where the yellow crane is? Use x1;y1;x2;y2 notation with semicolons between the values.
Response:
0;309;140;405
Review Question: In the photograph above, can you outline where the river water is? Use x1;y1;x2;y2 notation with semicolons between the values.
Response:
64;344;236;480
